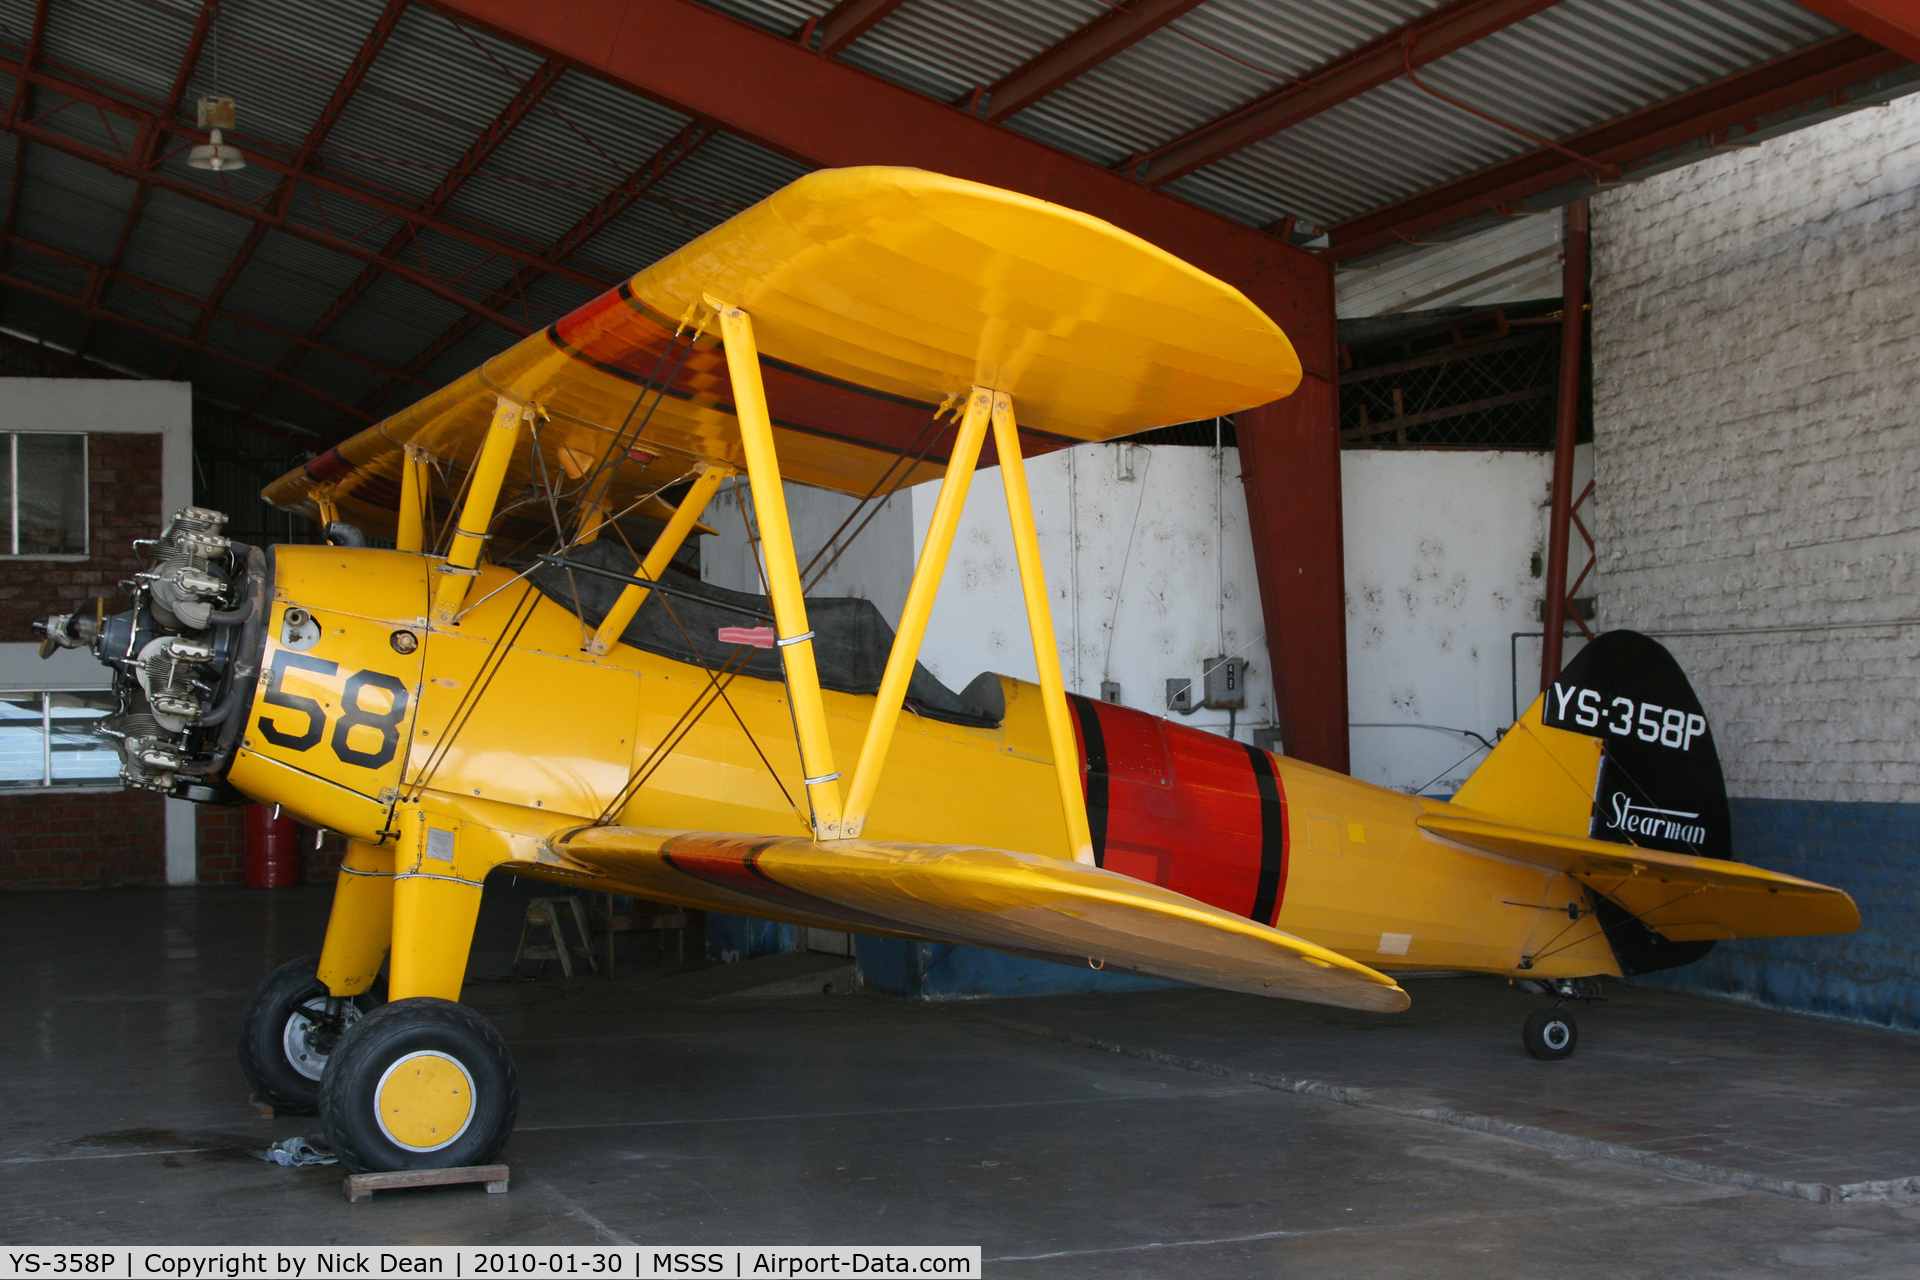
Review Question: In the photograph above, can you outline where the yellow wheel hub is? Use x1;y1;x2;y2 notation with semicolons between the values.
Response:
374;1051;476;1151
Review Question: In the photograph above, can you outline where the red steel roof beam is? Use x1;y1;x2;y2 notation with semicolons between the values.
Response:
81;0;222;357
0;267;377;420
0;51;610;294
274;0;410;217
415;0;1327;364
167;0;410;376
1135;0;1564;187
245;57;566;414
0;326;312;445
1325;32;1906;260
1;0;53;272
983;0;1208;123
4;230;436;387
1794;0;1920;65
811;0;911;58
0;111;538;338
339;116;716;437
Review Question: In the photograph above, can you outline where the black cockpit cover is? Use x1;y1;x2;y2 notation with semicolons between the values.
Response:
530;540;1001;728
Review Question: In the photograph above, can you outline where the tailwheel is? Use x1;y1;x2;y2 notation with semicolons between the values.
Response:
1522;1006;1578;1060
238;955;381;1115
318;997;518;1173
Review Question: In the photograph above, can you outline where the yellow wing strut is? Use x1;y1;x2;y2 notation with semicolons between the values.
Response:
432;396;524;623
714;299;845;840
395;446;431;554
584;464;731;656
840;388;994;838
994;393;1096;866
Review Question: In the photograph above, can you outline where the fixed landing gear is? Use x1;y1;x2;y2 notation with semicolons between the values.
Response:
318;998;519;1173
1522;1006;1577;1060
1517;977;1604;1061
240;962;520;1171
238;955;382;1114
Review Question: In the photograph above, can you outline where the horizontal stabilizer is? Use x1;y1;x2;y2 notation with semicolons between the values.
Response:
1418;812;1859;940
549;827;1409;1012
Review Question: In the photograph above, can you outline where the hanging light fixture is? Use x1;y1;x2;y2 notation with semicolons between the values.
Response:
186;16;245;172
188;96;246;171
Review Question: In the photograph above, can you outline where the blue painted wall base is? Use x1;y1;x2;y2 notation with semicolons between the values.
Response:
704;912;1184;999
707;797;1904;1017
705;914;802;964
854;937;1185;1001
1634;798;1920;1034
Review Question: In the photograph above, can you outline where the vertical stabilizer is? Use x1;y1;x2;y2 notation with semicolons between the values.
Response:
1454;631;1733;861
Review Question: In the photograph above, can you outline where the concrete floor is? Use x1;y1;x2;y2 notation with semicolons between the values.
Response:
7;881;1920;1277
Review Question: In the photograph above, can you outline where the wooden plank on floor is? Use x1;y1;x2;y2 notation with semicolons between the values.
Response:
344;1164;510;1202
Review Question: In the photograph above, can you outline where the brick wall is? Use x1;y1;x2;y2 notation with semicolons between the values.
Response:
1640;799;1920;1033
1590;92;1920;1026
1590;95;1920;805
196;804;346;885
0;790;165;889
0;432;161;641
195;805;246;885
0;431;168;891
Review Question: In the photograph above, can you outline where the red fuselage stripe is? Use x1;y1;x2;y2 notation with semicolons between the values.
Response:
1072;696;1289;924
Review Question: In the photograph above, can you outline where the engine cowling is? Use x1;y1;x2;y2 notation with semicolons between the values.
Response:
33;506;267;799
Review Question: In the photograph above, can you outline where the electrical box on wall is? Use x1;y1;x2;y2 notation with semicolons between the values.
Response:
1165;678;1192;714
1202;656;1246;710
1100;680;1122;704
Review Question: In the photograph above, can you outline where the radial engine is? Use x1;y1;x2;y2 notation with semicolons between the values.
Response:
32;506;266;800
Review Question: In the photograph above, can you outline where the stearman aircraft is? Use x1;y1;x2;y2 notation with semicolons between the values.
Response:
33;167;1858;1174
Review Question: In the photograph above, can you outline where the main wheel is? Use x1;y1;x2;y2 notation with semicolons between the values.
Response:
237;954;381;1114
318;997;518;1173
1523;1006;1578;1060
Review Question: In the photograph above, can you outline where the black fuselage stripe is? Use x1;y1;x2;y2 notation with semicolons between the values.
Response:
1067;694;1109;869
1243;742;1286;926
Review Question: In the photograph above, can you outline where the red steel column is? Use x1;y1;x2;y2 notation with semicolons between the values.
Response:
1236;234;1344;772
1240;367;1347;772
1540;197;1589;690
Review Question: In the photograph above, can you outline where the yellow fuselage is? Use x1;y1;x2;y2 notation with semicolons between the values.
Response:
235;547;1620;984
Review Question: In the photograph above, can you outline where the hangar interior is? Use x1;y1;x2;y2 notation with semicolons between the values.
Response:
5;0;1920;1266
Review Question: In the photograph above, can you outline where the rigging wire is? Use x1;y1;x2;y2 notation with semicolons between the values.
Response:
1100;446;1153;684
797;397;955;589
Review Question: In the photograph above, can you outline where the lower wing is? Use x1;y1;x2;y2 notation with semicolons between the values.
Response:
1418;811;1859;941
546;826;1410;1012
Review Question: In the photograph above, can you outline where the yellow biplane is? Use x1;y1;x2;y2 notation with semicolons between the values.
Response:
34;167;1856;1174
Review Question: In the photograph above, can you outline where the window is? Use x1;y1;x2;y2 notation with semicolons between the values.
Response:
0;691;121;789
0;431;88;556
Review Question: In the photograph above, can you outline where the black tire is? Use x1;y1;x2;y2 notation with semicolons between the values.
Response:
1523;1006;1578;1060
237;955;383;1114
318;997;518;1173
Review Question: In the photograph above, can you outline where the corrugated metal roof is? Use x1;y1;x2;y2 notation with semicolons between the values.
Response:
0;0;1898;463
1006;0;1436;168
1335;212;1562;317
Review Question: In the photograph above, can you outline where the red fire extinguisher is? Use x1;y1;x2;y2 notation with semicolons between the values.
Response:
244;803;301;888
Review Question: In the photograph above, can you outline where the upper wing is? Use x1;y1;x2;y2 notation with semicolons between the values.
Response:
263;166;1301;532
1418;811;1859;941
548;826;1408;1013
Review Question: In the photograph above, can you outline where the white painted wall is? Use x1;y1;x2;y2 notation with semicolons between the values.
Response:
0;378;195;882
701;478;913;627
1591;92;1920;803
703;438;1586;792
705;443;1274;741
910;442;1271;738
1342;447;1591;796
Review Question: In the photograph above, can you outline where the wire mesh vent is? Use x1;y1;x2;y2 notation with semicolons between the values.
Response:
1340;308;1587;449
